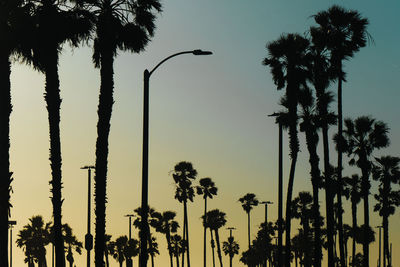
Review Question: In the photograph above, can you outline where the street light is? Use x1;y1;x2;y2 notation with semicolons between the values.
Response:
81;165;95;267
260;201;273;224
140;49;213;267
268;112;283;267
226;227;236;238
8;220;16;267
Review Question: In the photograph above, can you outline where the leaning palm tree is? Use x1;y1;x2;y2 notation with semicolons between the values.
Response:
238;193;258;249
223;236;239;267
263;33;311;267
150;211;179;267
313;6;369;266
21;2;93;265
343;116;389;266
172;161;197;267
372;156;400;267
203;209;227;267
196;177;218;267
343;174;362;267
78;0;162;265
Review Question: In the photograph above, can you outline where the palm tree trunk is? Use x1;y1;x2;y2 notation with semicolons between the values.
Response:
229;255;232;267
176;254;180;267
166;231;174;267
94;48;115;267
181;209;186;267
215;230;223;267
361;162;370;267
303;219;311;267
105;249;110;267
351;200;357;267
247;212;251;249
336;60;346;267
0;52;11;267
203;197;207;267
44;49;65;267
383;212;389;267
285;153;298;267
211;229;216;267
304;127;322;267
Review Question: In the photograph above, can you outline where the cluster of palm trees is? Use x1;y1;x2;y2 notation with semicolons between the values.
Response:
262;5;400;267
1;0;162;265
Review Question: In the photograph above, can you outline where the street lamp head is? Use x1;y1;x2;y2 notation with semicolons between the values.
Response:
8;220;16;226
81;165;95;170
261;201;273;204
192;49;213;55
125;214;135;217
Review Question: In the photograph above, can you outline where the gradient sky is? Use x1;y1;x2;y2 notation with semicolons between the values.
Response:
9;0;400;266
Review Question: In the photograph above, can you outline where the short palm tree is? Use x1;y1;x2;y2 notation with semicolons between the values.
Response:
16;216;51;267
196;177;218;267
203;209;227;267
172;161;197;267
238;193;258;249
372;156;400;267
104;234;114;267
113;236;129;267
61;223;83;267
223;237;239;267
313;6;369;266
343;174;361;267
343;116;389;266
150;211;179;267
80;0;162;265
263;33;310;266
170;234;185;267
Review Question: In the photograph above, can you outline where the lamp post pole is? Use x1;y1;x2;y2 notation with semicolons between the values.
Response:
81;165;95;267
8;220;16;267
260;201;273;224
140;49;212;267
227;227;236;238
376;225;383;267
126;214;135;267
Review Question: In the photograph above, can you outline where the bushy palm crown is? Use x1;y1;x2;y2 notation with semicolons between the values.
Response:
173;161;197;203
202;209;227;230
343;174;362;205
291;191;313;225
238;193;258;214
150;211;179;235
223;236;239;257
372;156;400;217
196;177;218;199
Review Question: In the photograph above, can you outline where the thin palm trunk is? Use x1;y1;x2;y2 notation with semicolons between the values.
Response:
247;212;251;249
44;49;65;267
337;60;346;267
285;153;297;267
166;231;174;267
383;216;388;267
303;219;311;267
210;229;216;267
0;52;11;267
361;161;370;267
351;201;357;267
214;230;223;267
94;48;115;266
185;202;190;267
181;211;186;267
203;197;207;267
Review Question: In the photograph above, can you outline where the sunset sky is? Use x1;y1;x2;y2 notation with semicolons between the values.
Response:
8;0;400;266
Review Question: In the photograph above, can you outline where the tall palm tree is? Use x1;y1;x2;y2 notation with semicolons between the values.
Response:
343;116;389;266
172;161;197;267
223;236;239;267
150;211;179;267
313;6;369;266
196;177;218;267
203;209;227;267
343;174;361;267
79;0;162;265
21;2;93;265
372;156;400;267
291;192;313;267
238;193;258;249
16;216;51;267
263;33;310;267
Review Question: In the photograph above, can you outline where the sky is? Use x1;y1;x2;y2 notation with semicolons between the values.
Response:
8;0;400;266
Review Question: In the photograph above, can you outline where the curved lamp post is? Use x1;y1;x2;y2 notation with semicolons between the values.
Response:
140;49;213;267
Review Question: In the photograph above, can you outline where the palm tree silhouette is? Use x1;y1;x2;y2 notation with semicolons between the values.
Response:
133;206;157;266
113;236;129;267
22;1;93;265
196;177;218;267
79;0;162;265
104;234;114;267
343;116;389;266
61;223;83;267
170;234;185;267
263;33;310;267
343;174;361;267
203;209;227;267
172;161;197;267
223;236;239;267
150;211;179;267
291;192;313;267
372;156;400;267
16;216;51;267
147;235;159;267
313;6;369;266
238;193;258;249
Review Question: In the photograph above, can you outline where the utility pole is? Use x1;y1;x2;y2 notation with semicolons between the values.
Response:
81;165;95;267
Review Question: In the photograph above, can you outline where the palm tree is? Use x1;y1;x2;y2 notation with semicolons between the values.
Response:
223;236;239;267
372;156;400;267
61;223;82;267
263;33;310;267
113;236;129;267
150;211;179;267
16;216;51;267
147;235;159;267
170;234;184;267
104;234;114;267
203;209;227;267
172;161;197;267
343;174;362;267
291;192;313;267
238;193;258;249
313;6;369;266
343;116;389;266
80;0;162;265
343;223;352;266
196;177;218;267
21;2;93;265
133;206;157;265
